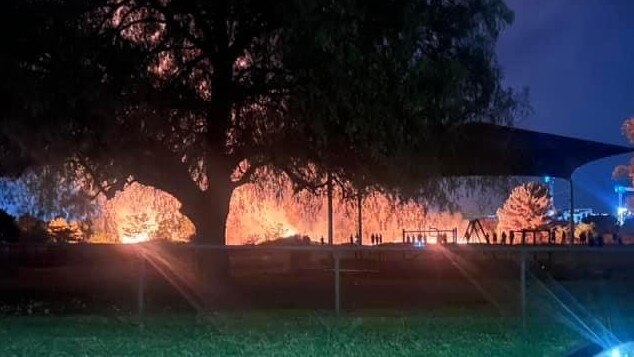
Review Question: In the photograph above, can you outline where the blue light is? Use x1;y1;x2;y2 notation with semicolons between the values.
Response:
615;185;626;193
595;341;634;357
543;176;552;183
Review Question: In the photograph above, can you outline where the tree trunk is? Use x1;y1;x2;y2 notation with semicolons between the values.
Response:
179;179;234;310
181;182;233;245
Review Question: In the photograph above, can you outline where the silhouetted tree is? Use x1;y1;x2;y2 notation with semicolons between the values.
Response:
613;117;634;188
0;0;523;244
0;210;20;243
17;215;50;243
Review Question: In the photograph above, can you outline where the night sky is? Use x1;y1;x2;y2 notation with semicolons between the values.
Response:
497;0;634;214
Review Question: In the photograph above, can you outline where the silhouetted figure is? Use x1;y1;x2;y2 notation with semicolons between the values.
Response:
320;236;324;245
492;232;498;244
484;233;490;244
423;234;427;245
501;232;507;245
579;231;587;245
350;235;354;245
509;231;515;245
561;231;567;245
615;232;623;245
549;230;556;244
370;234;375;245
596;234;604;247
379;234;383;244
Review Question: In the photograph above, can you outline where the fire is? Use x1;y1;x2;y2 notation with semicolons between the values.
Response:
87;178;467;245
226;181;469;245
120;232;150;244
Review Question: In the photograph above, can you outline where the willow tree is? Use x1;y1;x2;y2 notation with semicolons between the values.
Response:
0;0;521;244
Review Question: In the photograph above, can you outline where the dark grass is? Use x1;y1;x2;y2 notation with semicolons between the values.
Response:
0;309;585;356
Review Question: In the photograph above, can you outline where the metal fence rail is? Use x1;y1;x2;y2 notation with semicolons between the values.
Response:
2;242;634;329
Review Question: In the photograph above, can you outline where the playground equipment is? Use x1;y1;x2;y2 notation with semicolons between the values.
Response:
463;219;489;244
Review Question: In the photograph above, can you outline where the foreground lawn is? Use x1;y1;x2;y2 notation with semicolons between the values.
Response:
0;310;585;356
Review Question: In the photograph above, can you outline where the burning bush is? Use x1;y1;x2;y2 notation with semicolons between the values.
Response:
47;217;86;243
93;182;195;243
497;182;553;234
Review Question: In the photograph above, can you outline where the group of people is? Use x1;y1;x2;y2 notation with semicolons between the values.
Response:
318;233;384;245
579;231;623;246
404;233;449;245
477;231;518;245
479;230;625;246
480;230;561;245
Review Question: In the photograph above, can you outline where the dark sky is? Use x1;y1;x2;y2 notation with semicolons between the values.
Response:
496;0;634;214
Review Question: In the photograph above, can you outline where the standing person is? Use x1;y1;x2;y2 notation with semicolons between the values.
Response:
561;231;567;245
615;232;624;245
492;232;498;244
379;234;383;244
501;232;507;245
597;233;604;247
350;235;354;245
370;234;375;245
579;231;587;245
320;236;325;245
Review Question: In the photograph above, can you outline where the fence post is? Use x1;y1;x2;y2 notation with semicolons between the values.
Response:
520;250;526;331
137;253;146;330
333;250;341;317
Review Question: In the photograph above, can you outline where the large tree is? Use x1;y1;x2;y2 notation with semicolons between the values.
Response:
497;182;553;234
0;0;521;244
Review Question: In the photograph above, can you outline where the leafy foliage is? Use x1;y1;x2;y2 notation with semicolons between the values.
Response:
47;217;87;243
0;169;98;222
496;182;553;233
17;215;50;243
614;118;634;192
0;0;524;243
94;182;195;243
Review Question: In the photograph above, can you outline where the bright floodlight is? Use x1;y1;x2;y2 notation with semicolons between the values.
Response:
595;342;634;357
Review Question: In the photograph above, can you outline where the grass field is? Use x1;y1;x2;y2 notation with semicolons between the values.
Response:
0;310;586;356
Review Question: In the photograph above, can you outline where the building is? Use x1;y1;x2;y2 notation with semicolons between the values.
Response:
560;208;594;224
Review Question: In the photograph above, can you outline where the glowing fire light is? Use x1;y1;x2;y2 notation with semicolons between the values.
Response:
121;232;150;244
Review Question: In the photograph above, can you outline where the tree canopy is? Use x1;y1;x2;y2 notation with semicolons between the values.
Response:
0;0;523;244
496;182;553;234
